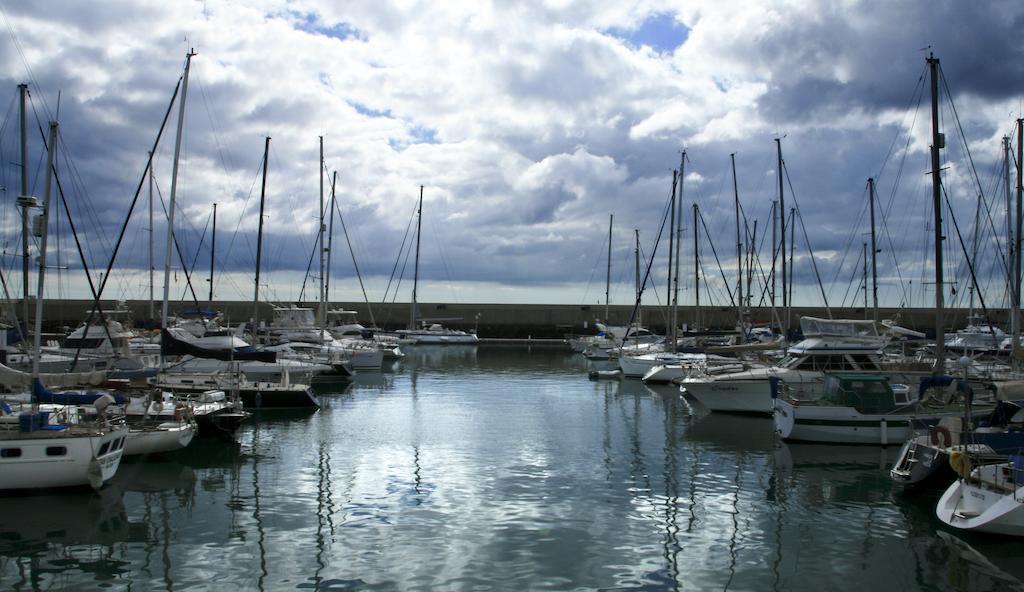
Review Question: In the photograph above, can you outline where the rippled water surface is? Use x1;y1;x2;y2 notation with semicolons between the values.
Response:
3;344;1024;591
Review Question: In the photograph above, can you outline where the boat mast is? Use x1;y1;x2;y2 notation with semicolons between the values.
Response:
148;151;155;320
410;185;423;330
1004;136;1014;344
160;50;194;371
1014;119;1023;363
927;53;945;375
605;213;612;322
673;150;686;345
634;229;641;327
208;202;216;306
31;122;58;380
868;178;879;323
17;83;34;339
326;171;336;304
252;136;270;342
863;242;869;317
731;153;743;331
771;200;777;309
693;204;700;330
666;169;677;346
776;138;786;323
318;135;326;330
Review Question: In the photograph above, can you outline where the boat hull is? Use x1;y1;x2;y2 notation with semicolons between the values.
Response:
0;426;126;491
937;464;1024;536
123;422;196;455
773;399;947;445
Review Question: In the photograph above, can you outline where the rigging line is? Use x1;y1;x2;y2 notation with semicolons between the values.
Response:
297;224;318;303
428;214;460;304
82;75;182;323
195;74;233;174
942;181;991;317
333;184;376;324
826;184;870;294
29;99;114;265
698;210;737;309
52;155;118;369
222;157;265;281
178;208;211;302
875;67;928;183
153;175;201;307
620;182;675;346
839;245;864;309
783;162;830;313
381;201;417;305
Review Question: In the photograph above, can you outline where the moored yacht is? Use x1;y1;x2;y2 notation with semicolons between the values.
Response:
680;317;934;414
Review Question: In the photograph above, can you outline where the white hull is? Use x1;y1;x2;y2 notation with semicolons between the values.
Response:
937;463;1024;536
684;379;775;414
397;331;479;345
641;365;689;383
0;426;127;490
123;422;196;456
773;399;945;445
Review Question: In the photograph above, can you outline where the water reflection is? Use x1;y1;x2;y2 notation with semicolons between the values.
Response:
4;347;1024;590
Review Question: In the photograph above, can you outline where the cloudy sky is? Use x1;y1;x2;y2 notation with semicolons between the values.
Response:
0;0;1022;315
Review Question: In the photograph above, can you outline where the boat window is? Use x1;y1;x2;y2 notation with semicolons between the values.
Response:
46;446;67;456
849;354;881;370
779;356;801;369
64;337;106;349
98;442;110;455
1;448;21;458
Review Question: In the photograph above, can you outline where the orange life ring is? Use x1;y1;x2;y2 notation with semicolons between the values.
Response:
930;425;951;448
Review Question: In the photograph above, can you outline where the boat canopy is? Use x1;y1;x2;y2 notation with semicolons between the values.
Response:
800;317;879;338
821;373;903;414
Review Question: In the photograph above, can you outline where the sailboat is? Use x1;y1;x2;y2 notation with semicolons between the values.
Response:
394;186;479;345
146;64;317;411
0;120;127;491
935;92;1024;535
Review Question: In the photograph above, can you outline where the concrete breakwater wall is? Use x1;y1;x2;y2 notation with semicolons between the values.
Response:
18;299;1007;340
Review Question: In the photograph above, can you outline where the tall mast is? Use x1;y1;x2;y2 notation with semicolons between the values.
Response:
208;202;216;305
771;200;777;308
326;171;336;304
927;53;945;375
252;136;270;340
410;185;423;330
1013;119;1023;362
776;138;786;315
863;242;869;317
673;151;685;345
748;221;757;309
318;136;326;329
605;213;612;322
1004;136;1014;343
160;50;194;370
731;153;743;328
634;228;641;327
148;150;155;320
868;178;879;322
17;83;34;338
693;204;700;329
666;170;677;345
31;122;58;380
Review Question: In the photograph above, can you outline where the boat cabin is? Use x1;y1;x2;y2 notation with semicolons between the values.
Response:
820;373;914;414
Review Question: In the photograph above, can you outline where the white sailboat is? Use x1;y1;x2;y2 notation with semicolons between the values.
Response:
0;120;127;491
936;457;1024;536
395;186;479;345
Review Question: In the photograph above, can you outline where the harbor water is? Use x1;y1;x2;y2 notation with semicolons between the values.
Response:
3;344;1023;591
